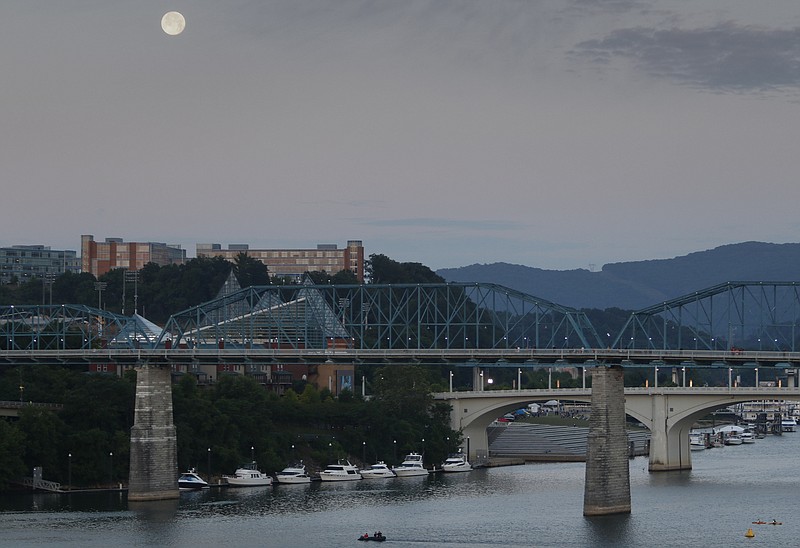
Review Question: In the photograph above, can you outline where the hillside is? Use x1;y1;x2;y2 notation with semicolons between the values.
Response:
437;242;800;310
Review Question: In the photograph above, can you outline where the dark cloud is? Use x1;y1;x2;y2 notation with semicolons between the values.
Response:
574;23;800;91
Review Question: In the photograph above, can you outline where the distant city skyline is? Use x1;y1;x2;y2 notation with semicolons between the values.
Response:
3;2;799;271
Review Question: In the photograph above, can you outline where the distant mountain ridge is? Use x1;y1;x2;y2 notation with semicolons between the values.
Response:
436;242;800;310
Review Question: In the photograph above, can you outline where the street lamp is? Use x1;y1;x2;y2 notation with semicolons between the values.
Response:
449;370;453;393
362;441;366;463
654;367;659;389
682;367;686;387
421;438;425;455
728;368;733;389
755;368;759;387
517;368;522;390
68;453;72;491
479;370;484;391
207;448;211;480
109;451;113;487
393;440;397;462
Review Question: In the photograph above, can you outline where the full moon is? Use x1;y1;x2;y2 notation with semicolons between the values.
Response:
161;11;186;36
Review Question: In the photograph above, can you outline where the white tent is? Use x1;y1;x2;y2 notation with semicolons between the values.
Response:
713;425;745;434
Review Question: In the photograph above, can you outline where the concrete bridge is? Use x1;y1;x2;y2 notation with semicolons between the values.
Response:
435;383;800;471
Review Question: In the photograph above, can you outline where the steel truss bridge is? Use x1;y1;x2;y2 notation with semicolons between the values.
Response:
2;281;800;368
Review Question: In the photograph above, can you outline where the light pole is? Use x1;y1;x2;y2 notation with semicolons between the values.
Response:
728;368;733;389
449;370;453;393
393;440;397;462
109;451;113;487
682;367;686;387
654;367;659;388
479;370;484;391
94;282;107;310
548;368;552;390
517;368;522;390
421;438;425;455
68;452;72;491
362;441;366;463
207;447;211;480
755;368;759;387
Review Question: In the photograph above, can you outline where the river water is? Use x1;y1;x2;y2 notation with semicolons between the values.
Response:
2;433;798;547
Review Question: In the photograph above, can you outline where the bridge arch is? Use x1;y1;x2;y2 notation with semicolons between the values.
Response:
437;387;800;471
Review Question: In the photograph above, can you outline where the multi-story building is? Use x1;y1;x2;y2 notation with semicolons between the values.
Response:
0;245;81;285
196;240;365;282
81;235;186;278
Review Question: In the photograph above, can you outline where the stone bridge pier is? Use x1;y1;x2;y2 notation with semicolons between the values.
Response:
127;365;179;501
583;366;630;516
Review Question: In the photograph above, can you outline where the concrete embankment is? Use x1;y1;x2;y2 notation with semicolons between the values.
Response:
488;423;650;463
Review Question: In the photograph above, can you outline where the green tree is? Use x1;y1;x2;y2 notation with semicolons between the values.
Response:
0;419;26;489
233;253;270;288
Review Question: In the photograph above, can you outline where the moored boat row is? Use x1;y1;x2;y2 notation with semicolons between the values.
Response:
180;451;473;489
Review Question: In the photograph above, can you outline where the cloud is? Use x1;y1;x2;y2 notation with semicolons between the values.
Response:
574;22;800;92
360;218;524;231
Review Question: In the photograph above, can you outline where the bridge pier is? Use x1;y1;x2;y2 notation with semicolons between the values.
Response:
583;366;631;516
647;394;692;471
127;365;179;501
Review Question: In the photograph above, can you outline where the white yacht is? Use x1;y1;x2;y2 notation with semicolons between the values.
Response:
781;418;797;432
724;433;743;445
223;461;273;487
275;462;312;484
740;431;756;444
319;459;362;482
360;462;396;479
689;434;705;451
178;468;209;490
440;452;472;473
392;452;429;477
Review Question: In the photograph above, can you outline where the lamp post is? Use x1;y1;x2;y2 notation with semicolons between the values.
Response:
517;368;522;390
362;441;366;463
393;440;397;462
654;367;659;388
449;370;453;393
479;370;484;391
548;368;552;390
94;281;107;310
728;368;733;389
207;447;211;481
755;368;759;387
109;451;113;487
251;446;255;462
682;367;686;387
68;452;72;491
421;438;425;456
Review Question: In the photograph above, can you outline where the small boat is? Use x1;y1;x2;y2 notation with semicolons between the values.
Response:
357;533;386;542
724;434;743;446
689;434;705;451
319;459;362;481
781;418;797;432
392;452;429;477
223;461;273;487
275;461;312;484
740;431;756;444
360;462;396;479
440;452;472;473
178;468;209;490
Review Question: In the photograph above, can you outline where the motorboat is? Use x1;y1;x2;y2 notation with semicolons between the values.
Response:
275;461;312;484
178;468;209;490
440;452;472;473
781;418;797;432
360;462;396;479
223;461;273;487
357;532;387;542
689;434;706;451
319;459;362;481
392;452;429;477
724;434;743;445
740;431;756;444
